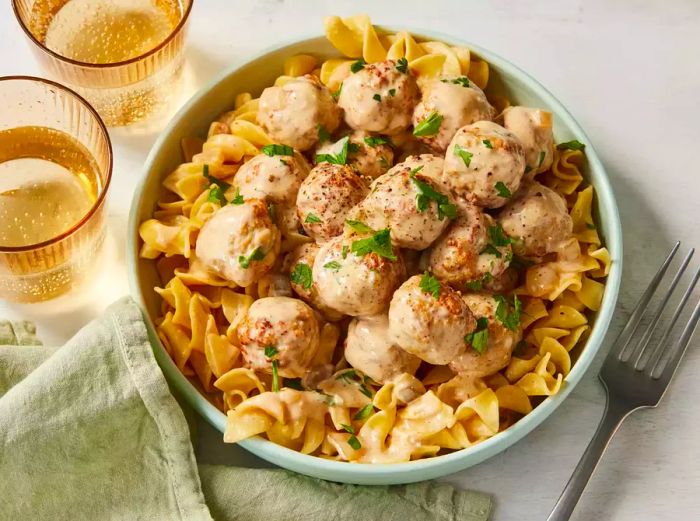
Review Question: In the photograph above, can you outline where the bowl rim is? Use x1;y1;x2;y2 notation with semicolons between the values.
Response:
128;27;623;483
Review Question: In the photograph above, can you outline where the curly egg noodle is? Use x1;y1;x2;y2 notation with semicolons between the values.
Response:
139;14;610;463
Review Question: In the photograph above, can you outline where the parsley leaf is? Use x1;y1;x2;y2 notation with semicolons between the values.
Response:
388;88;396;97
556;140;585;151
494;294;522;331
524;165;533;174
238;247;265;268
324;261;342;272
586;222;597;230
409;171;457;220
372;93;381;102
350;59;366;73
207;185;227;205
271;360;280;392
442;76;470;87
332;82;343;100
351;228;397;261
230;187;244;204
290;263;313;290
316;136;351;165
482;139;493;149
261;144;294;156
538;150;546;167
396;57;409;74
284;378;304;391
317;124;331;144
346;220;374;233
348;142;360;154
336;370;357;383
488;224;513;247
419;272;441;299
340;424;362;450
364;135;390;148
494;181;512;198
203;165;231;206
413;111;443;137
454;144;473;167
465;272;494;291
481;244;502;258
464;317;489;354
305;213;322;224
264;345;278;359
353;404;374;421
341;245;348;259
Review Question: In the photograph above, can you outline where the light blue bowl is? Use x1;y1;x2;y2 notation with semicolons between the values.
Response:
128;29;623;485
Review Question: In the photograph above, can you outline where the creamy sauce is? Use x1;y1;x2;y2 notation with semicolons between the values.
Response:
502;106;554;175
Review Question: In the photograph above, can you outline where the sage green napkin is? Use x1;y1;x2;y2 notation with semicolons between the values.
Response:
0;297;493;521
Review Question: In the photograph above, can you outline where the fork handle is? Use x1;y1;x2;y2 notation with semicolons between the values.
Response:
546;399;632;521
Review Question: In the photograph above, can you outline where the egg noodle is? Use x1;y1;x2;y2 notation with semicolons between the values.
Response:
139;14;610;463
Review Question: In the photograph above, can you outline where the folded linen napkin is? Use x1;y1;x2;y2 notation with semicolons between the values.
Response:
0;297;492;521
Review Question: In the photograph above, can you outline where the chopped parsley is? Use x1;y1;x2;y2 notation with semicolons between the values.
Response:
264;345;280;392
409;169;457;220
353;404;375;421
305;213;322;224
419;272;441;299
465;272;494;291
413;111;443;137
372;93;381;102
238;247;265;268
494;181;512;198
481;244;502;258
453;144;473;167
348;142;361;154
351;228;397;261
442;76;470;87
341;245;348;259
538;150;546;167
396;57;409;74
316;135;351;165
464;317;489;354
586;222;597;230
524;165;533;174
364;135;390;148
317;124;331;144
290;263;313;290
345;219;374;233
488;224;513;247
230;187;244;205
284;378;304;391
482;139;493;149
267;203;277;223
340;424;362;450
388;88;396;97
331;82;343;100
556;139;585;151
261;144;294;157
324;261;342;272
350;59;366;73
203;164;231;205
378;156;390;168
494;294;522;331
336;370;373;399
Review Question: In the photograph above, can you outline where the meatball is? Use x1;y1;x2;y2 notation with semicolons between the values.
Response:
502;106;554;176
498;181;573;259
237;297;320;378
345;314;421;384
234;151;310;204
412;77;495;153
258;75;341;151
316;130;395;179
352;158;453;250
195;200;280;287
296;162;368;243
449;293;521;378
388;275;476;365
443;121;526;208
286;242;343;321
338;59;419;135
313;232;405;316
426;202;511;287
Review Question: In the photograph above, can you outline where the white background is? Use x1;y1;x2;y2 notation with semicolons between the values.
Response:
1;1;699;519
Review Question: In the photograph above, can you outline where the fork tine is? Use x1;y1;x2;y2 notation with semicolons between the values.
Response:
651;280;700;382
631;248;695;367
641;264;700;373
614;241;681;360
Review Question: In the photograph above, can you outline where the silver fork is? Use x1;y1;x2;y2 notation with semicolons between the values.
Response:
547;241;700;521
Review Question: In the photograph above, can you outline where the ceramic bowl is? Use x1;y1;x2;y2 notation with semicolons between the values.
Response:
128;29;623;485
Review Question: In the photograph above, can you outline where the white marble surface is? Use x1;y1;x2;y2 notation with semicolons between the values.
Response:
1;1;699;519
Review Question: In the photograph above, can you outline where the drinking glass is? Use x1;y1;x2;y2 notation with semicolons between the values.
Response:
12;0;194;127
0;76;112;303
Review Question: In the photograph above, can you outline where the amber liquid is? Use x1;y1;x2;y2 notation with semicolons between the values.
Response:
28;0;186;126
0;126;104;301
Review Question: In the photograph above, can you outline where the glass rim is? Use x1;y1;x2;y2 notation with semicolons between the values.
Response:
11;0;194;69
0;75;113;254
